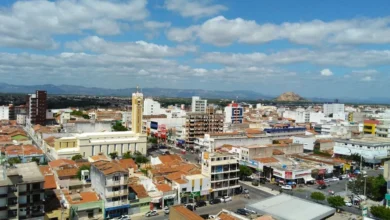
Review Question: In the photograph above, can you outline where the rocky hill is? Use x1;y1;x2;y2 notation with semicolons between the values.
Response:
275;92;306;102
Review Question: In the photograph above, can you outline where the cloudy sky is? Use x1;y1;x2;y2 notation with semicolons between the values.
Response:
1;0;390;98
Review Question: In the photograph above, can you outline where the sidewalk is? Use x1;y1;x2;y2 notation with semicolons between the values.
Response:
240;181;280;196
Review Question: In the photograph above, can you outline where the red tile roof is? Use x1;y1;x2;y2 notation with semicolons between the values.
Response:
39;165;53;175
253;157;279;163
49;159;76;169
56;168;78;178
92;160;127;175
364;119;380;125
155;184;172;192
129;184;149;199
170;205;203;220
44;175;57;190
2;145;43;156
117;158;138;170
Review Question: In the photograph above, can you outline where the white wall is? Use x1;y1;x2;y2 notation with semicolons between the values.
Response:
323;103;345;116
144;98;162;115
0;106;9;120
292;136;316;151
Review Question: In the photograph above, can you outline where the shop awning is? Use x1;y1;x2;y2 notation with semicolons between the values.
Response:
151;197;162;203
303;175;315;182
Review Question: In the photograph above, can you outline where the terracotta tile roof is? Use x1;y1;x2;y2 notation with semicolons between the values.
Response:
2;145;44;156
173;179;188;184
170;205;203;220
49;159;76;169
246;128;263;134
66;191;100;205
89;154;110;162
253;157;279;163
218;213;239;220
0;136;11;142
165;171;186;181
39;165;53;175
255;215;275;220
76;161;91;168
154;176;165;184
272;149;285;155
56;168;78;178
364;119;380;125
44;175;57;189
44;136;56;147
92;160;126;175
267;144;288;147
315;139;334;144
158;154;182;164
179;164;197;173
117;158;137;170
129;184;149;198
9;130;27;137
155;184;172;192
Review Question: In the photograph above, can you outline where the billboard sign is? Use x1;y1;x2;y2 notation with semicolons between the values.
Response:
151;121;158;130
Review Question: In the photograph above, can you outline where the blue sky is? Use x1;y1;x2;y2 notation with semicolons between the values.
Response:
1;0;390;99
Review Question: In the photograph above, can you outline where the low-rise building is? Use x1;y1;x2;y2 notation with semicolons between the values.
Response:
128;184;151;215
169;205;203;220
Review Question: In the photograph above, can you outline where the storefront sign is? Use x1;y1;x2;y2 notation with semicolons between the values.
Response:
285;171;292;179
273;170;284;178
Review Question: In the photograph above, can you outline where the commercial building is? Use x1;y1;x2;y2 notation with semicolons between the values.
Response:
224;102;244;124
292;135;316;151
186;110;224;148
91;160;129;219
191;96;207;113
282;110;325;124
0;106;9;120
9;104;27;121
376;119;390;138
143;98;161;116
0;162;45;220
323;103;344;117
363;119;379;135
201;152;240;199
26;90;47;126
132;87;143;134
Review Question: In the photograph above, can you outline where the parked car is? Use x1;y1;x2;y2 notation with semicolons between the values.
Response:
252;180;259;186
195;200;207;207
186;204;195;211
236;208;249;216
332;177;339;181
145;210;158;217
244;207;257;214
164;206;170;215
281;185;292;190
345;202;352;207
222;196;232;202
243;189;249;194
318;184;327;190
340;174;348;178
209;199;221;205
324;179;331;183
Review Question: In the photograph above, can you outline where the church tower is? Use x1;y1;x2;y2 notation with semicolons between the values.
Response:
132;86;143;134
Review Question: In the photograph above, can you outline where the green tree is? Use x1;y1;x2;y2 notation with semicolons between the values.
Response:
348;175;386;201
371;205;390;220
31;157;40;164
239;165;253;178
71;154;83;161
347;153;365;166
123;151;132;159
109;152;118;160
327;196;345;211
112;121;128;131
147;137;158;144
8;157;21;165
310;192;326;202
77;165;91;180
135;155;149;164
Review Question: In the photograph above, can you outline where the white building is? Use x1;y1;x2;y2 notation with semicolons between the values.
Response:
91;160;129;219
201;152;240;199
282;110;325;123
16;114;26;125
323;103;345;117
224;103;244;124
292;135;316;151
191;96;207;113
376;119;390;138
143;98;162;115
0;106;9;120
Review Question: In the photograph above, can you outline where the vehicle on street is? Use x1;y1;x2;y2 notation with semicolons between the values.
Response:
318;184;327;190
244;207;257;214
332;177;339;181
252;180;259;186
164;206;170;215
209;199;221;205
243;189;249;194
195;200;207;207
341;174;348;178
145;210;158;217
324;179;331;183
222;196;232;202
345;202;352;207
185;204;196;211
281;185;292;190
236;208;249;216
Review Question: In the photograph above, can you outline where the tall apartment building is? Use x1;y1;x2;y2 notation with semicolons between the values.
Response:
132;87;143;134
91;160;129;219
143;98;161;115
191;96;207;113
9;105;27;121
186;108;224;148
323;103;344;117
224;102;243;124
0;162;45;220
26;90;47;125
201;152;240;199
0;106;9;120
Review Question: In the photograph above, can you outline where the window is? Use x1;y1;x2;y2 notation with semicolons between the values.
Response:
113;176;120;181
182;188;187;192
87;210;94;218
113;186;120;191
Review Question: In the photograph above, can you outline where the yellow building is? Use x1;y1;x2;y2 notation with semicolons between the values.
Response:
363;119;379;135
132;86;143;134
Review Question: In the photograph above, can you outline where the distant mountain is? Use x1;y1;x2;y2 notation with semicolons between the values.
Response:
275;92;307;102
0;83;271;100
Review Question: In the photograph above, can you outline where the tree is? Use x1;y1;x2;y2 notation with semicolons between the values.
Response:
239;165;253;178
123;151;132;159
109;152;118;160
327;196;345;210
371;205;390;219
72;154;83;161
8;157;21;165
147;137;157;144
77;165;91;180
135;155;149;164
31;157;40;164
112;121;127;131
348;175;386;201
347;153;365;166
310;192;325;202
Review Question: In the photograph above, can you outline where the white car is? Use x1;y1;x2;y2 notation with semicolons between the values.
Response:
243;189;249;194
340;174;348;178
164;206;170;214
244;207;257;214
281;185;292;190
332;177;339;181
145;210;158;217
222;196;232;202
324;179;331;183
345;202;352;207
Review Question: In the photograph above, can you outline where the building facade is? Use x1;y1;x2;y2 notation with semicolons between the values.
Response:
0;106;9;120
132;88;143;134
191;96;207;113
91;160;129;219
224;103;243;124
323;103;345;117
376;119;390;138
201;152;240;199
143;98;161;116
26;90;47;125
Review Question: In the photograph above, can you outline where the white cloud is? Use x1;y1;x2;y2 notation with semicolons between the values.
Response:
198;49;390;68
65;36;196;58
361;76;373;81
164;0;227;18
0;0;149;49
167;16;390;46
143;21;171;29
320;69;333;76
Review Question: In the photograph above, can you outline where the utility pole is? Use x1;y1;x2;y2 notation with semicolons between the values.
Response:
360;154;362;171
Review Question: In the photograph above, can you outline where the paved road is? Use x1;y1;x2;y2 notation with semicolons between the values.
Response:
133;183;272;220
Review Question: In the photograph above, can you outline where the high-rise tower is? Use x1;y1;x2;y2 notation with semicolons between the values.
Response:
132;86;143;134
